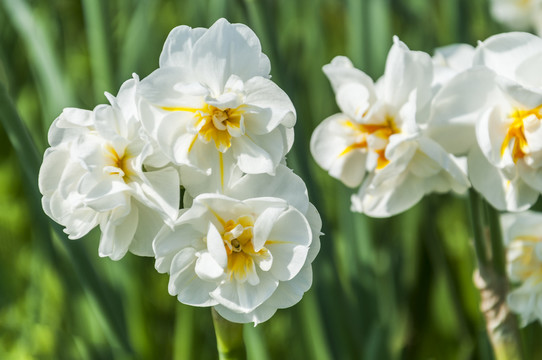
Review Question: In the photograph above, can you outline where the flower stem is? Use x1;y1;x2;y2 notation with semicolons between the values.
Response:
212;308;247;360
467;190;523;360
467;189;489;267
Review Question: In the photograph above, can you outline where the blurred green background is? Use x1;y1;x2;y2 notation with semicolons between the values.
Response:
1;0;540;359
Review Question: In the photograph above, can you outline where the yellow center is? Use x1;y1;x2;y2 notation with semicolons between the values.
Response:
339;116;400;169
501;105;542;163
216;214;269;282
104;144;132;181
162;103;245;152
510;236;542;282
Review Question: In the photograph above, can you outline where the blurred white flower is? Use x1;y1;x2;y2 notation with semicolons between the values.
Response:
138;18;295;187
153;165;320;325
432;43;475;89
490;0;542;35
311;37;469;217
432;32;542;211
502;211;542;326
38;75;179;260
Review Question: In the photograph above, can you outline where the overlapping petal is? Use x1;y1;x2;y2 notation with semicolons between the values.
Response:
139;19;294;179
38;76;180;260
153;167;320;325
312;36;470;217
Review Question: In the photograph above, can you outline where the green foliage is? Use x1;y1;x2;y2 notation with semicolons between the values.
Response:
0;0;539;359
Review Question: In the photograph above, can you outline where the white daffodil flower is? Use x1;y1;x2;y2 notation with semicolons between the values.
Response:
138;18;295;187
501;211;542;326
153;165;321;325
311;37;469;217
490;0;542;35
38;75;180;260
432;32;542;211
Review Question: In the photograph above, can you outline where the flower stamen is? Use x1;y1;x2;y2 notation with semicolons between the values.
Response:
162;103;245;152
501;105;542;163
339;116;399;169
104;144;132;181
221;215;268;282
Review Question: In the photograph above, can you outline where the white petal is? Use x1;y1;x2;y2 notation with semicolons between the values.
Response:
429;66;498;155
169;247;219;307
382;36;433;110
468;145;538;211
305;203;322;263
474;32;542;81
232;135;274;174
159;25;207;68
195;251;225;280
98;201;139;260
211;270;279;313
322;56;376;97
239;128;287;175
253;206;286;251
310;113;368;188
39;148;71;196
129;201;165;257
153;221;202;273
336;82;372;121
190;18;271;95
244;76;296;133
228;165;309;213
267;207;311;281
207;223;228;268
140;166;180;221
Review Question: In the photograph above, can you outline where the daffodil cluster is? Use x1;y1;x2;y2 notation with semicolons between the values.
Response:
431;32;542;212
311;37;470;217
38;18;320;325
312;32;542;217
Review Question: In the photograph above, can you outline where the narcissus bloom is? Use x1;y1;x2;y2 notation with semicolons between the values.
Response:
38;76;179;260
153;166;320;325
311;37;469;217
490;0;542;35
502;211;542;326
138;18;295;186
432;32;542;211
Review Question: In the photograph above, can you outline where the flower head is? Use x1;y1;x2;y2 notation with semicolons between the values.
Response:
138;18;295;185
502;211;542;326
490;0;542;35
311;37;469;217
38;75;179;260
153;165;320;324
432;32;542;211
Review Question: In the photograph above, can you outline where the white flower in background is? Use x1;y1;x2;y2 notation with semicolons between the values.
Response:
490;0;542;35
138;18;295;188
310;37;469;217
153;165;321;325
38;75;179;260
432;32;542;211
432;43;474;89
501;211;542;326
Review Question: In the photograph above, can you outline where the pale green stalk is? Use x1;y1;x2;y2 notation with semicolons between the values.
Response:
468;189;523;360
81;0;114;98
212;308;246;360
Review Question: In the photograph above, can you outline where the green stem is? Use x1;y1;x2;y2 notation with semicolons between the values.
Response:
212;308;246;360
467;190;523;360
486;203;506;277
467;188;489;267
